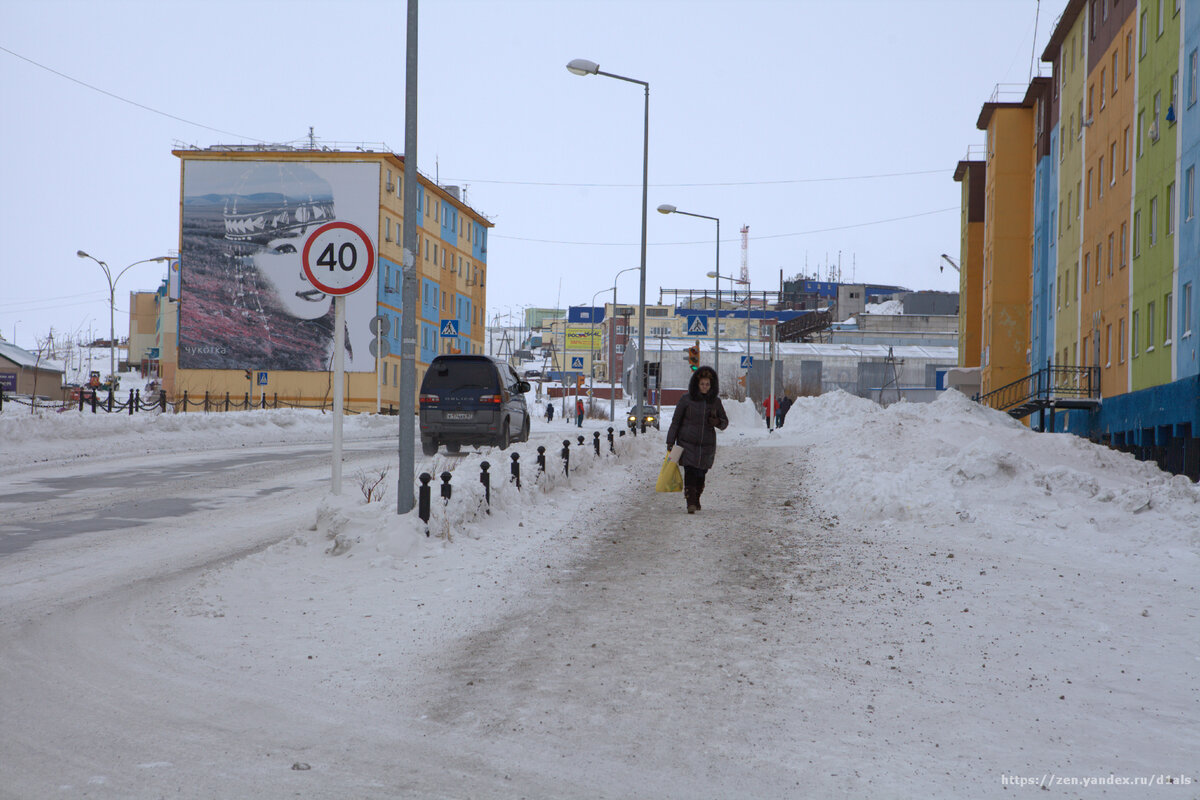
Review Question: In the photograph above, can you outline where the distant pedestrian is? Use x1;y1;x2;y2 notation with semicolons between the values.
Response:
545;402;554;422
777;395;794;428
666;365;729;514
762;395;780;429
575;397;585;428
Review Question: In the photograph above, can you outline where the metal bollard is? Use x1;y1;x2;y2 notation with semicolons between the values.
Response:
203;390;209;413
134;389;141;413
107;389;114;413
608;427;615;453
160;390;167;412
418;473;432;536
561;439;571;476
619;429;625;437
181;390;188;413
128;389;135;416
440;471;453;505
536;445;546;474
593;431;601;456
91;390;98;414
480;461;491;511
510;452;521;490
577;435;585;447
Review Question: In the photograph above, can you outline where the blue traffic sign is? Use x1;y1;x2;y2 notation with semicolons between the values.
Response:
740;355;753;369
570;356;584;369
440;319;459;337
686;315;709;335
257;371;268;386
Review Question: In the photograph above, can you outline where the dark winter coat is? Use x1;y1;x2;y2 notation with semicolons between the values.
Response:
666;366;729;470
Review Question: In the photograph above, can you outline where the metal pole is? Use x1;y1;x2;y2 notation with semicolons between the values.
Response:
397;0;419;514
332;295;345;494
611;283;617;423
714;217;720;383
637;81;649;423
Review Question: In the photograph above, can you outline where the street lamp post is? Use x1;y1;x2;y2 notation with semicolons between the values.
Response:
567;58;650;422
709;270;750;382
606;265;640;422
77;250;170;383
657;204;720;381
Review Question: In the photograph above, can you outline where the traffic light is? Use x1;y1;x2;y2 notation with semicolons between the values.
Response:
686;341;700;370
577;374;585;387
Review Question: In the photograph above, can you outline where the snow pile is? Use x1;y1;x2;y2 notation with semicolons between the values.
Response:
778;389;1200;555
310;431;661;564
0;406;401;464
862;298;903;315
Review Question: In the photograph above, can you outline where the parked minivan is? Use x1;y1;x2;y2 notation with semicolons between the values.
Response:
419;355;531;455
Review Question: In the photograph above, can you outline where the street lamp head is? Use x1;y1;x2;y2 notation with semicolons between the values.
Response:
76;250;89;258
656;204;677;215
566;58;600;76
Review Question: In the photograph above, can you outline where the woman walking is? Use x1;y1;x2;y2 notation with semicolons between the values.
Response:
665;365;729;514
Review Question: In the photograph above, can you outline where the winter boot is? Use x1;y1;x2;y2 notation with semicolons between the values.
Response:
685;487;699;514
693;487;702;512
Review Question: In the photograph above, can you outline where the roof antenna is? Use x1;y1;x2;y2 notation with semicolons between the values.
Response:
1029;0;1041;82
308;126;316;149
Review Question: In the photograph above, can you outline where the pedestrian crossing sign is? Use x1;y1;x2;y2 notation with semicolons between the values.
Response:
686;315;709;335
440;319;459;337
740;355;753;369
571;356;584;369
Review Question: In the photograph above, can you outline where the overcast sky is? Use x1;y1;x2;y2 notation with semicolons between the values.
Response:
0;0;1068;350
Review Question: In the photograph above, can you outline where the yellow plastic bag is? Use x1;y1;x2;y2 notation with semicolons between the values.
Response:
655;454;683;493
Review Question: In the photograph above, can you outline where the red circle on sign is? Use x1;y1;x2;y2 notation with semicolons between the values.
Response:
302;221;376;296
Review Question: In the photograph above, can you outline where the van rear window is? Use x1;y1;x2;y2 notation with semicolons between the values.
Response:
421;360;498;392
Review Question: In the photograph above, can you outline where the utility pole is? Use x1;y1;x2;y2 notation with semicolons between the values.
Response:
397;0;419;515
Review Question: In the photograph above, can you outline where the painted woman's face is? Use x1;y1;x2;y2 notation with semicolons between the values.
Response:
698;377;711;394
254;238;330;319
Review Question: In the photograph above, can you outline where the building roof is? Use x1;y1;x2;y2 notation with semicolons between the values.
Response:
0;341;65;372
1040;0;1087;62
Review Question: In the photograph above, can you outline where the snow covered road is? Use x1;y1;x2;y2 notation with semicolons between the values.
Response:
1;396;1196;798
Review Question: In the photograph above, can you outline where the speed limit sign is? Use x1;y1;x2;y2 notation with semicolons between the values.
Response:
302;221;376;295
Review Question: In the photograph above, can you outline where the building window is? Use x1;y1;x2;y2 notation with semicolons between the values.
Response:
1127;32;1134;76
1158;0;1165;36
1137;110;1145;155
1165;292;1174;345
1096;244;1102;284
1133;310;1140;356
1105;323;1113;367
1171;72;1179;121
1083;254;1090;292
1110;142;1117;184
1167;182;1176;235
1086;169;1093;208
1183;282;1193;336
1140;11;1148;57
1148;301;1157;350
1077;180;1082;219
1098;159;1105;197
1188;166;1196;220
1150;196;1159;245
1113;51;1120;94
1134;210;1142;257
1107;233;1115;277
1120;317;1127;362
1100;69;1107;107
1190;50;1198;106
1120;221;1128;266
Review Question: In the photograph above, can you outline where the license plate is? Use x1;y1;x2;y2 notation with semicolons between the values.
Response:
445;412;473;420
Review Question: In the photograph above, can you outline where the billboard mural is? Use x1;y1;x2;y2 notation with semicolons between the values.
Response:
565;326;602;351
179;160;379;371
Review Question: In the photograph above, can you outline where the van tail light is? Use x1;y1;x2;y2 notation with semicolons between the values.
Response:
477;395;502;404
419;394;439;403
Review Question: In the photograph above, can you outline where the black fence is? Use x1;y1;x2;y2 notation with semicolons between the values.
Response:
0;389;362;415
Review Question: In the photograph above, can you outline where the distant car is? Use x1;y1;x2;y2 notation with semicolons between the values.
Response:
522;369;543;379
627;407;661;432
419;355;532;456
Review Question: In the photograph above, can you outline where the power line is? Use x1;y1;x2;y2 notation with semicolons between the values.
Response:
446;168;949;188
0;44;265;143
490;206;958;246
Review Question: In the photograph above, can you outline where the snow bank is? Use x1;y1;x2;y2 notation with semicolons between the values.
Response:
777;390;1200;557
